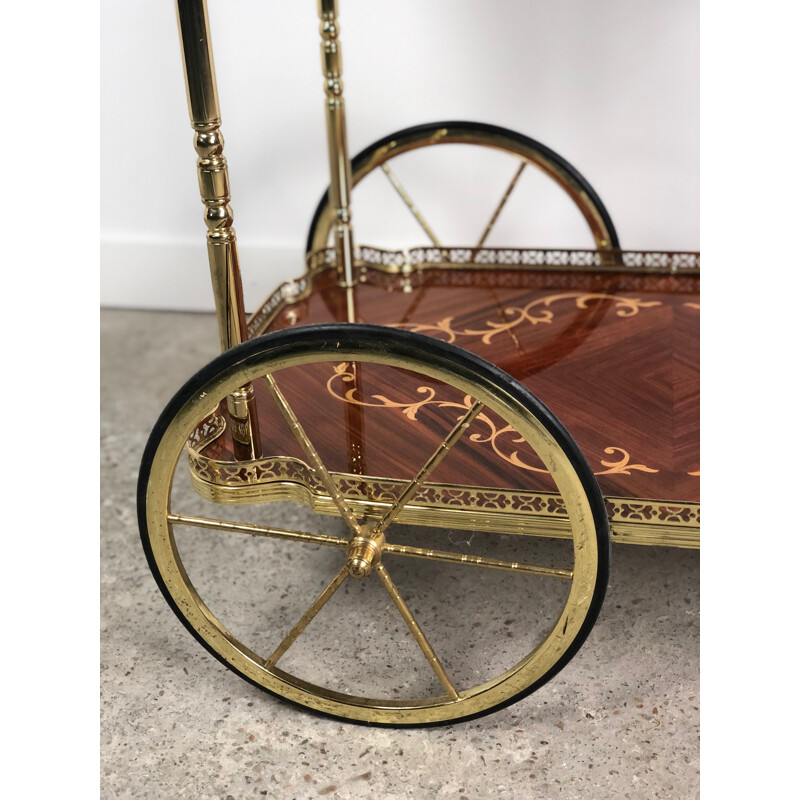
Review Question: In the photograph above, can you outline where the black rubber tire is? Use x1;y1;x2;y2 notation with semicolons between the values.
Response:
138;323;610;727
305;120;620;254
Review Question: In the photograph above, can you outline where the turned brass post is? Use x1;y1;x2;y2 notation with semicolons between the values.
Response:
317;0;356;322
175;0;247;350
175;0;260;457
317;1;364;475
227;384;262;461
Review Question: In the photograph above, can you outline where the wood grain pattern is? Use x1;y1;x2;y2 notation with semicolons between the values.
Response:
211;268;699;505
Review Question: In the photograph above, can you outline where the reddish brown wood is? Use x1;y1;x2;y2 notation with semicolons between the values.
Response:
207;267;699;505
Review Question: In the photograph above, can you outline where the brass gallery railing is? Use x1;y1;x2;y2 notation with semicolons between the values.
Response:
247;246;700;338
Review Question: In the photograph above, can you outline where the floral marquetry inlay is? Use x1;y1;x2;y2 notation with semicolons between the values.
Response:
393;292;662;345
326;363;658;477
596;447;659;476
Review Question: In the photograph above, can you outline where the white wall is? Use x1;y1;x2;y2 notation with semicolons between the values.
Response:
101;0;699;311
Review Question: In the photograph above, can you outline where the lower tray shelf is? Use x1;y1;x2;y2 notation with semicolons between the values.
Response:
197;247;700;548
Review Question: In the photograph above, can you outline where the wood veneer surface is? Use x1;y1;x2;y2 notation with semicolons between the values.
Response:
217;268;699;505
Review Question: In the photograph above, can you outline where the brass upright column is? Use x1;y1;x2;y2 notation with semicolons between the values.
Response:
175;0;260;458
317;0;364;474
175;0;247;350
318;0;356;322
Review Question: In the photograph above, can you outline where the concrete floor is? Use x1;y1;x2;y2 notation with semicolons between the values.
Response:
100;309;699;799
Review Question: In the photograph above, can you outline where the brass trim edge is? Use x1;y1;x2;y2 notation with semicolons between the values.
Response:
186;446;699;549
312;246;700;275
246;246;700;338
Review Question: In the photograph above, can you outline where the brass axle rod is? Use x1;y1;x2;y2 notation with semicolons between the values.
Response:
167;515;568;577
383;543;573;580
375;563;459;700
380;163;442;248
474;161;527;249
166;514;348;549
373;403;485;536
264;373;363;537
265;566;350;668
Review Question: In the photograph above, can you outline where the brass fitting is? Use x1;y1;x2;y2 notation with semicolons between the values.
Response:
345;527;386;578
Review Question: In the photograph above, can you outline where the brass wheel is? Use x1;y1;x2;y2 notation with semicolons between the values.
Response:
139;324;609;726
306;120;619;255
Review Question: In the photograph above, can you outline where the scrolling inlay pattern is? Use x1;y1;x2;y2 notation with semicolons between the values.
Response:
391;292;661;345
325;363;658;476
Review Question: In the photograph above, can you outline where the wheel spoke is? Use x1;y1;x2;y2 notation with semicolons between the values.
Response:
375;563;459;700
264;373;363;537
474;161;526;249
167;514;348;549
265;566;350;668
383;542;573;579
380;163;442;247
373;401;484;537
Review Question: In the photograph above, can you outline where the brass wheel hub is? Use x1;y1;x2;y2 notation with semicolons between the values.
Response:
345;526;386;578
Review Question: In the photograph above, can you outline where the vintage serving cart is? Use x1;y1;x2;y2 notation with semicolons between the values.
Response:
138;0;699;726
